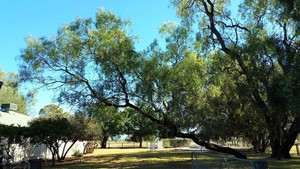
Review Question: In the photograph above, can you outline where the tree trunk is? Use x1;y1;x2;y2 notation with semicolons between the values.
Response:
51;153;55;166
139;137;143;148
270;129;299;159
280;132;298;158
251;135;269;153
176;132;247;159
101;136;109;148
49;148;56;167
128;103;248;159
61;140;77;160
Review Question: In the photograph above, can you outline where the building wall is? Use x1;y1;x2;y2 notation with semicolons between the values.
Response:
0;111;31;126
9;141;86;162
0;111;86;162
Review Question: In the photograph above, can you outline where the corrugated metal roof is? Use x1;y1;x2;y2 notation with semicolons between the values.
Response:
0;111;31;126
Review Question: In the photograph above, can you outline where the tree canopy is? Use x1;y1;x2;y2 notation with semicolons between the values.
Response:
171;0;300;159
18;2;300;159
0;68;34;114
90;105;127;148
29;104;100;166
17;9;246;159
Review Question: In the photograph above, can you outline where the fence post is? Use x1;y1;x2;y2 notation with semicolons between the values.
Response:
191;152;194;169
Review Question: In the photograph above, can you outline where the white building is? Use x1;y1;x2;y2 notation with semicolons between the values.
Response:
0;103;85;162
0;110;31;126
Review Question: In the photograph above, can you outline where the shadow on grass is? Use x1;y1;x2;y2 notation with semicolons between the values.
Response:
43;149;300;169
44;150;191;169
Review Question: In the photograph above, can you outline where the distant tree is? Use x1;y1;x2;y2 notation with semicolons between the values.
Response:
0;68;35;114
72;111;102;153
125;109;157;148
39;104;65;116
90;105;127;148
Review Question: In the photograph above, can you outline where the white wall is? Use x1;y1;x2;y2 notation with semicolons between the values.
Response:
0;111;86;162
9;141;86;162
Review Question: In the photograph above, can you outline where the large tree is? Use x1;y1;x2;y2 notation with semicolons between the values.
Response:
171;0;300;159
18;9;249;158
208;54;270;153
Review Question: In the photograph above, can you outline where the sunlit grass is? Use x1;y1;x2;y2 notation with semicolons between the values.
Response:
43;147;300;169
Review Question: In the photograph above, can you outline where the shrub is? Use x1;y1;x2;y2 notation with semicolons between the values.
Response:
169;139;191;147
72;150;83;157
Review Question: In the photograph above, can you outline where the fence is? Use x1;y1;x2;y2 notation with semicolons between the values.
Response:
191;152;268;169
106;142;149;148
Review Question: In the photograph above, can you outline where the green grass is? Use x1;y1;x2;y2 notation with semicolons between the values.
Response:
43;148;300;169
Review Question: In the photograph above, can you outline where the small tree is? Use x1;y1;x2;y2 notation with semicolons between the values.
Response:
29;117;73;166
28;104;101;166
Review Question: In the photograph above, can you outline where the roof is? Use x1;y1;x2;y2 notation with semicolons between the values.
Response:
0;111;31;126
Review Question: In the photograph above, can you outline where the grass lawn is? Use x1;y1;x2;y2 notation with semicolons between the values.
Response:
43;147;300;169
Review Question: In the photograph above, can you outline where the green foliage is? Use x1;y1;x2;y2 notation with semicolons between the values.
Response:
89;105;127;148
171;0;300;158
19;9;138;107
29;104;100;165
72;149;83;157
29;117;71;144
72;112;102;141
0;68;34;114
169;139;191;147
39;104;66;117
17;7;253;158
125;108;157;144
0;124;28;144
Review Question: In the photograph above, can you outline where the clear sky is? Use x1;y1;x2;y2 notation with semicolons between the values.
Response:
0;0;179;116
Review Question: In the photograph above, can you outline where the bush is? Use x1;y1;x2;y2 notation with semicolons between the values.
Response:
162;139;171;148
72;150;83;157
169;139;191;147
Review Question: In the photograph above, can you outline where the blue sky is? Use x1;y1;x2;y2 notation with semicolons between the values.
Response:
0;0;179;116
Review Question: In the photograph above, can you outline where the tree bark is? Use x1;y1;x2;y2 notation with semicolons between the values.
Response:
177;132;247;159
270;128;299;159
101;135;109;148
61;140;77;160
127;103;247;159
49;147;56;166
139;137;143;148
280;131;299;158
